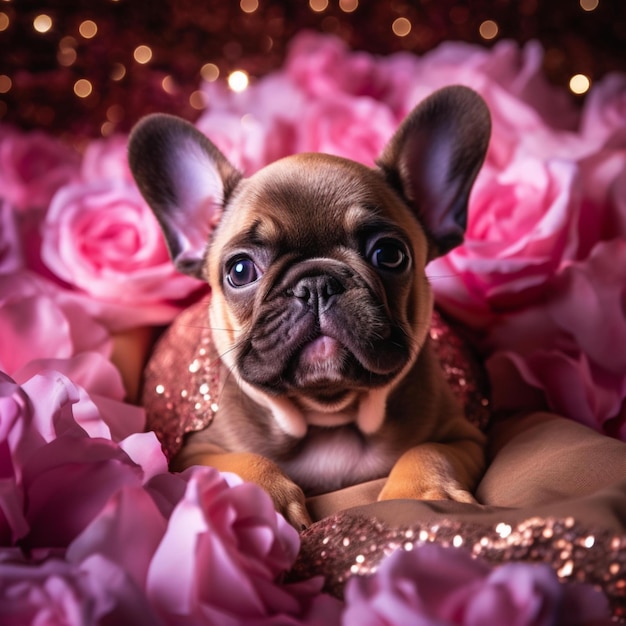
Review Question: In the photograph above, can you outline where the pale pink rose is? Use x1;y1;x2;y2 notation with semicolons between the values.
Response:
427;156;581;328
196;108;297;175
0;372;30;544
81;134;134;183
0;126;80;211
0;272;111;376
0;201;22;274
395;43;588;171
286;31;388;102
202;72;307;126
343;543;611;626
414;40;579;131
581;73;626;147
40;180;202;305
119;432;168;480
147;466;341;625
67;485;168;591
198;73;304;173
21;432;144;550
297;95;397;166
486;240;626;433
14;352;147;441
0;367;159;549
577;144;626;257
0;554;163;626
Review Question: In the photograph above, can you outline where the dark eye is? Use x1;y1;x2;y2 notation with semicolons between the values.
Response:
227;257;259;287
369;240;409;272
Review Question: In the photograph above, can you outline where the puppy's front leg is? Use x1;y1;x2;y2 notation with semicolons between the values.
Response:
172;446;312;530
378;438;485;504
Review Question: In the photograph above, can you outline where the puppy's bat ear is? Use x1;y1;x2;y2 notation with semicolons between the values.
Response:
128;113;242;278
377;85;491;259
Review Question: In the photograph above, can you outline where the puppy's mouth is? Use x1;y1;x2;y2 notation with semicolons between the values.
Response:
240;320;409;400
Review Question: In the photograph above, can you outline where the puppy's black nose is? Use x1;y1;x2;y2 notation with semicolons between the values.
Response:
292;275;344;312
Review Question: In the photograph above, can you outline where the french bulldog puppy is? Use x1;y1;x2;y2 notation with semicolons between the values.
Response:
129;85;491;529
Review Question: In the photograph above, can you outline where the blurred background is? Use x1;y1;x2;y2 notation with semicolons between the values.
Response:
1;0;625;138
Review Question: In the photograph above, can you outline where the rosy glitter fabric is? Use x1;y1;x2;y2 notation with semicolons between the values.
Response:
142;299;491;460
142;297;220;460
289;512;626;619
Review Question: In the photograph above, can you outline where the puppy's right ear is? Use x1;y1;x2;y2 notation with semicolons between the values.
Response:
128;114;242;278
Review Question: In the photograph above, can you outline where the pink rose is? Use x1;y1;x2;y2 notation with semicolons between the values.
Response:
0;554;163;626
0;367;158;549
343;543;611;626
147;467;341;625
486;239;626;433
428;155;581;327
0;201;22;274
81;134;134;183
297;95;397;166
0;126;80;211
0;372;30;544
40;180;203;321
67;485;168;591
577;144;626;257
0;272;110;376
198;74;304;174
286;31;389;102
196;108;297;175
14;352;147;441
581;73;626;148
414;40;579;131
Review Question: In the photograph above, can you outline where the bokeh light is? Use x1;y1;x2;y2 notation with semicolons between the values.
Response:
228;69;249;92
569;73;591;94
392;17;411;37
33;14;53;33
479;20;499;40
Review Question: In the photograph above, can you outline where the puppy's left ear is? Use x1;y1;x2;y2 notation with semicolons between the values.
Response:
377;85;491;259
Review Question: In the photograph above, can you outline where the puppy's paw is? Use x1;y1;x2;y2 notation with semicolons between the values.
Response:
378;477;477;505
267;475;312;530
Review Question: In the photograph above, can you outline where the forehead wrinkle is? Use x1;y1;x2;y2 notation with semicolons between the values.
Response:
226;216;282;250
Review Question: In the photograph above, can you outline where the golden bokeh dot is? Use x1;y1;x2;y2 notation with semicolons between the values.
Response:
392;17;412;37
133;45;153;64
580;0;599;10
479;20;499;40
161;75;177;94
228;69;249;92
110;63;126;81
339;0;358;12
0;12;9;31
33;14;53;33
74;78;93;98
569;73;591;94
240;0;258;13
101;121;115;137
0;75;12;94
189;90;207;110
201;62;220;82
309;0;328;12
79;19;98;39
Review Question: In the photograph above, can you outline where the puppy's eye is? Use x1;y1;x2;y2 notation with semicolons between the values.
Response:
227;257;259;287
369;240;408;272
